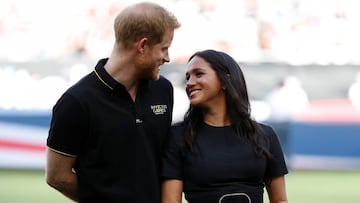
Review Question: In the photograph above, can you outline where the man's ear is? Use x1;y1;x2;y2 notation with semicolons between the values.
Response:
137;37;148;54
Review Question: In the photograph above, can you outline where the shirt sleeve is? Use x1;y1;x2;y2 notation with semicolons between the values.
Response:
264;125;289;179
47;92;88;156
162;124;185;180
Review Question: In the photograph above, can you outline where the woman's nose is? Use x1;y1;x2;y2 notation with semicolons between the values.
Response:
186;76;195;87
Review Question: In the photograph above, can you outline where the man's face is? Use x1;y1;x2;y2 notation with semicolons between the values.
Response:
138;29;174;80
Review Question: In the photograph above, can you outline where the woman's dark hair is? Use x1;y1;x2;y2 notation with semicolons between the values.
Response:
183;49;273;159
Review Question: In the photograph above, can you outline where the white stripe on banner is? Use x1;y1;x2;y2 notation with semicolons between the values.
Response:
0;122;48;169
290;155;360;170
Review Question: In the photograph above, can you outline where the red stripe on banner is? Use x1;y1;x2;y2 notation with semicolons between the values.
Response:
294;99;360;122
0;139;46;152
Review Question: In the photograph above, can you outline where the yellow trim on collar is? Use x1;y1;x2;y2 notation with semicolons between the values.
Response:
94;70;113;90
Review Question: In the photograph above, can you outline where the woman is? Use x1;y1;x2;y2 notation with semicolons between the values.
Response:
162;50;288;203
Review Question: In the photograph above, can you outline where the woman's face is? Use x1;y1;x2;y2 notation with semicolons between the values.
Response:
185;56;225;108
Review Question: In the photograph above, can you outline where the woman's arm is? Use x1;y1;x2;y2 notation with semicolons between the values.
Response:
162;179;183;203
45;148;79;202
266;175;288;203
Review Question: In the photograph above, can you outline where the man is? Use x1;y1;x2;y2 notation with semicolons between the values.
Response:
45;2;181;202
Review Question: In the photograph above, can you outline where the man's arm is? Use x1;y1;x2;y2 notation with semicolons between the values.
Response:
45;148;79;202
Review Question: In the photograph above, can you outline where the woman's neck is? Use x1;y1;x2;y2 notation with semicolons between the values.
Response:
203;108;231;127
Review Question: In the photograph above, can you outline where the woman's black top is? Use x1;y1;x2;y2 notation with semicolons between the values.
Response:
162;122;288;203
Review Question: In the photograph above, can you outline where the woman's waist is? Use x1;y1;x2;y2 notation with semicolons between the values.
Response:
185;182;264;203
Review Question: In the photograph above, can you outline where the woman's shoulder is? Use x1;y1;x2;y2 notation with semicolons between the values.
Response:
257;122;272;130
166;122;187;145
257;122;277;137
171;121;186;131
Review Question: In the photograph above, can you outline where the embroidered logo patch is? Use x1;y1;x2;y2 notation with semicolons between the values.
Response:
151;105;167;115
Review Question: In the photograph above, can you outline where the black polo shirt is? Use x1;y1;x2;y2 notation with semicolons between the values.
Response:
47;58;174;203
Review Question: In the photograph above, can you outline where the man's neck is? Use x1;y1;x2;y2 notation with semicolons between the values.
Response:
104;50;140;101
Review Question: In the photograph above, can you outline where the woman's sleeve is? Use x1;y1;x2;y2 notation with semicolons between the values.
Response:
264;125;289;179
162;124;185;180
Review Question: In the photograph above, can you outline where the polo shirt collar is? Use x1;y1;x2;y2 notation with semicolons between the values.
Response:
94;58;149;91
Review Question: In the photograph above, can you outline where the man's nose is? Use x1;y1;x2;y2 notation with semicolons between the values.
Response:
163;54;170;63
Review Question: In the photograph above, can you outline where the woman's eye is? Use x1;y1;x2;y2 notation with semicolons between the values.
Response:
196;72;203;77
185;72;203;81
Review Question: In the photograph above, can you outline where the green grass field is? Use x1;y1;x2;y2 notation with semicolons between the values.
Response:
0;169;359;203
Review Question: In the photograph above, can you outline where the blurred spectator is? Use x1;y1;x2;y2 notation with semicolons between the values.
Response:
0;67;70;110
34;75;69;109
263;75;308;159
68;63;90;85
259;21;276;50
264;75;308;122
348;72;360;110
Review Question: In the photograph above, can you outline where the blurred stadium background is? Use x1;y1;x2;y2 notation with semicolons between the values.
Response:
0;0;359;202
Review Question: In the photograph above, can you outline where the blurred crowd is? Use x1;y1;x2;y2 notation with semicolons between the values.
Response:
1;0;360;120
0;64;89;110
2;64;359;124
1;0;359;65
